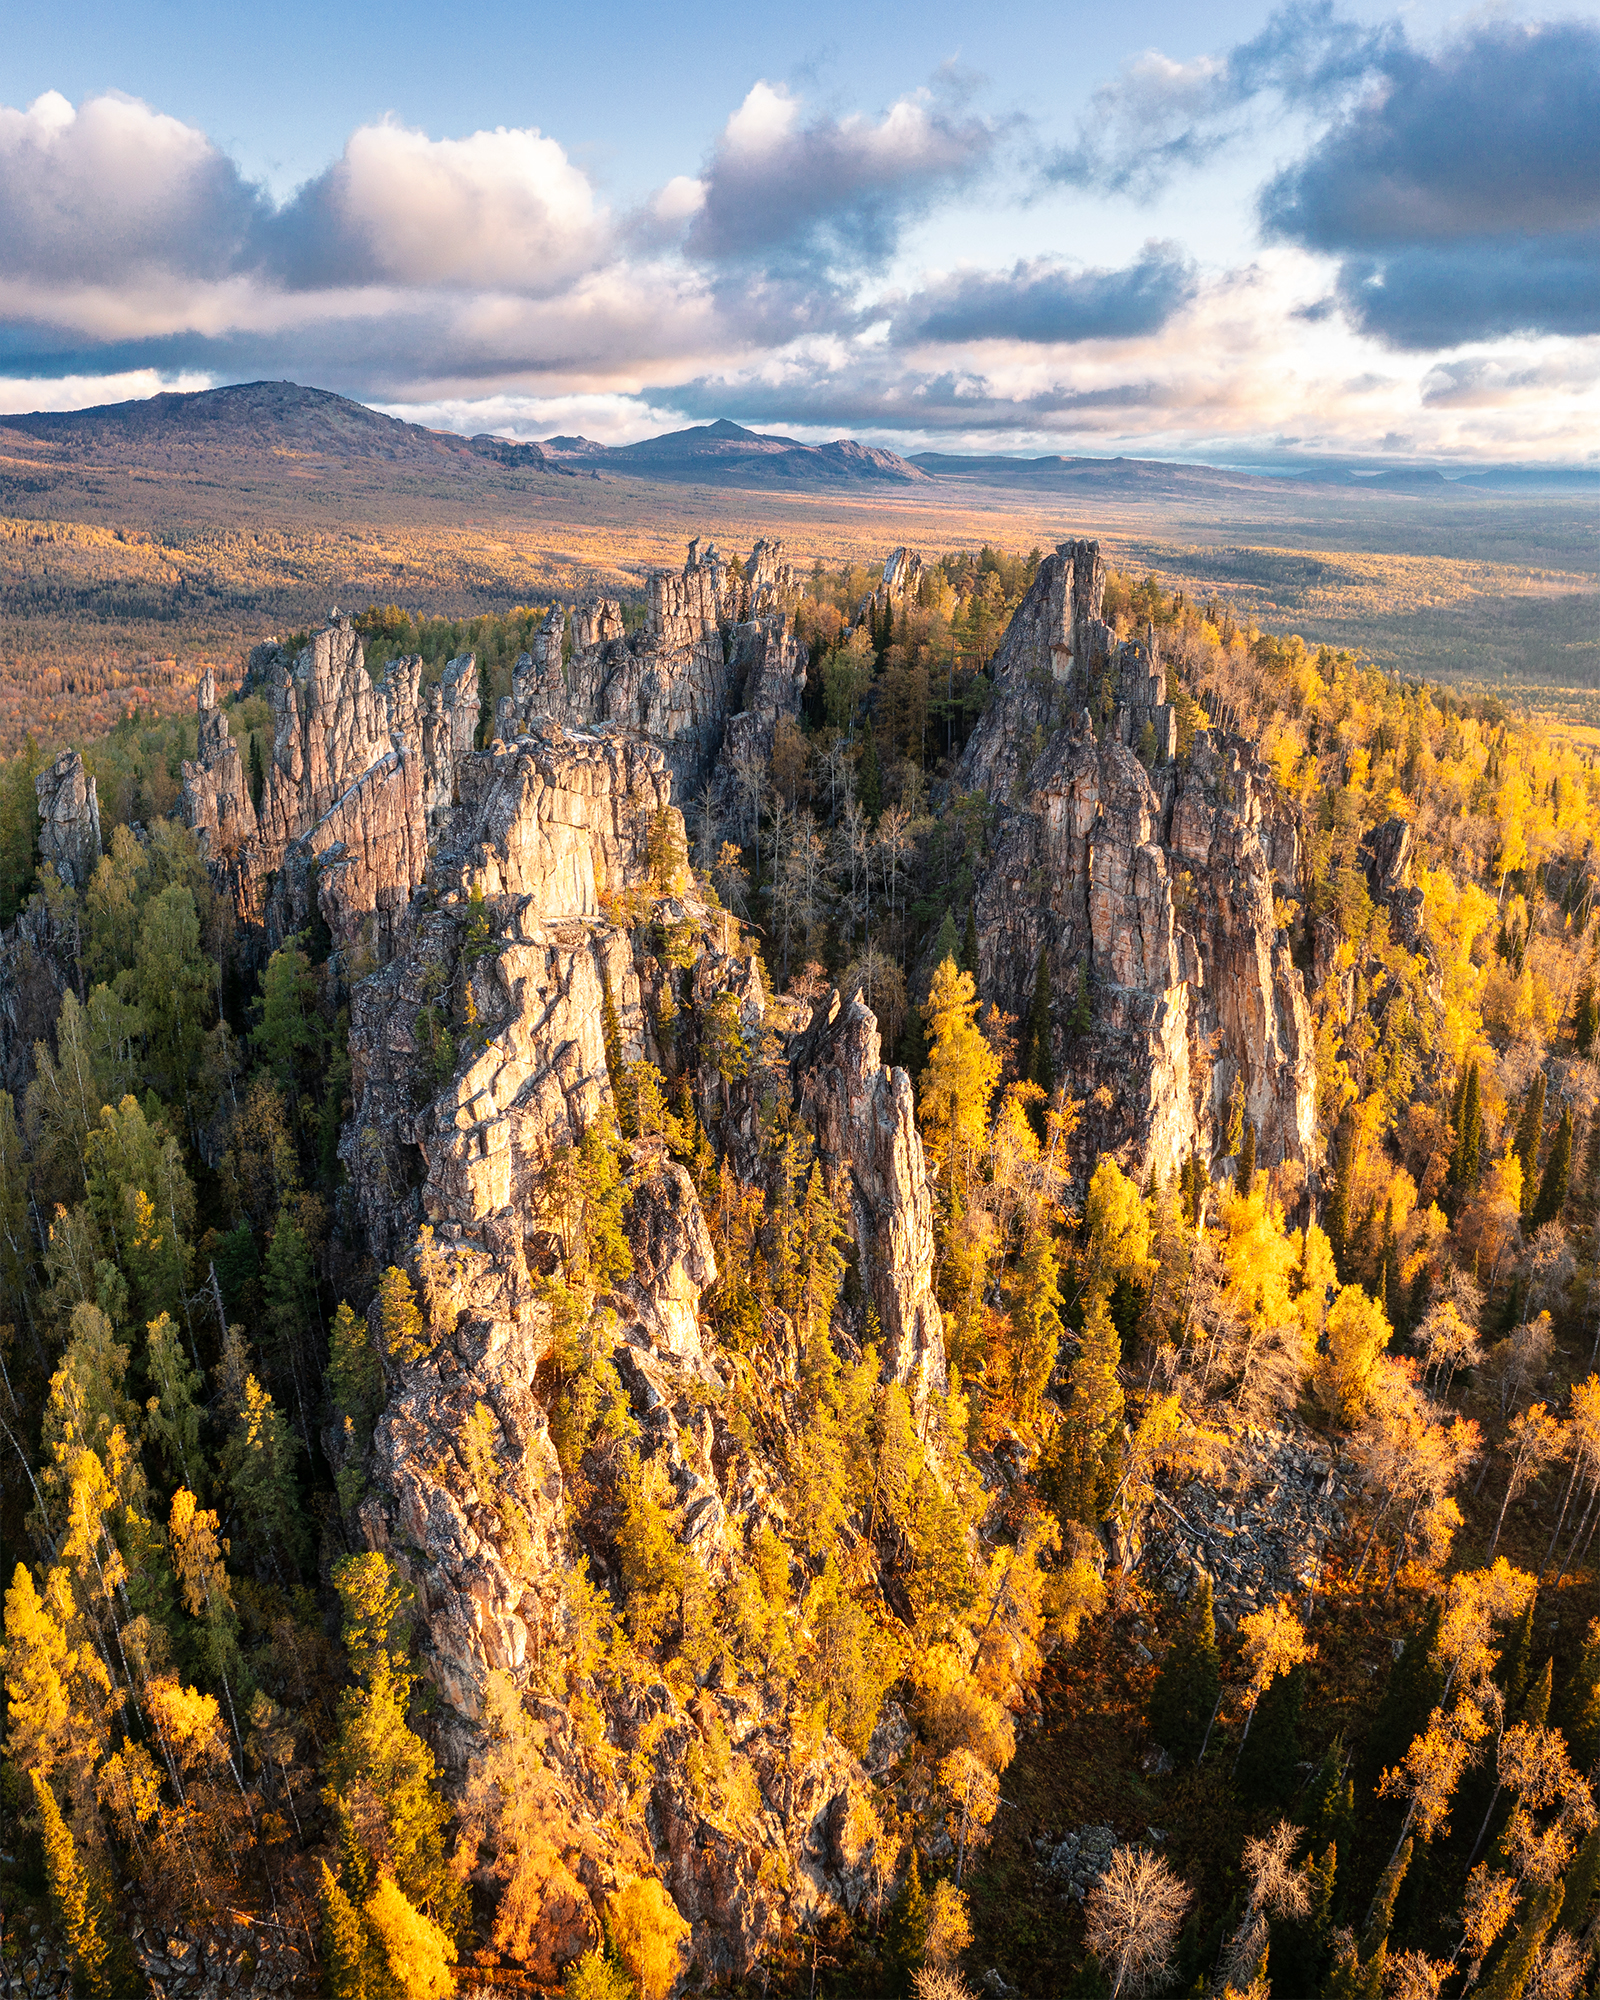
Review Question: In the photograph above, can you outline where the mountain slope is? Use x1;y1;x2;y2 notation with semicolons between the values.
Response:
540;417;934;486
3;380;563;474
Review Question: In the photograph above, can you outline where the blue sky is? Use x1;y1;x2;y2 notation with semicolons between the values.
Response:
1;0;1597;463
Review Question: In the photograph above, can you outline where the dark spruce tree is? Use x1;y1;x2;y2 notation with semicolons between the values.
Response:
1148;1574;1221;1765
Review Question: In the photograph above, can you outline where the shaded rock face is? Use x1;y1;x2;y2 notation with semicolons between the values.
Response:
961;546;1315;1185
1360;813;1426;953
494;539;805;802
0;900;75;1096
340;722;883;1976
35;750;101;891
181;620;478;954
794;991;946;1400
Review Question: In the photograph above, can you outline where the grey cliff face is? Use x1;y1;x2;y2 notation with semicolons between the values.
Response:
961;541;1315;1183
35;749;102;891
794;990;946;1400
181;620;478;955
494;539;806;805
337;721;886;1974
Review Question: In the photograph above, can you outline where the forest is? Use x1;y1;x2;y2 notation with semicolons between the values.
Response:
4;538;1600;2000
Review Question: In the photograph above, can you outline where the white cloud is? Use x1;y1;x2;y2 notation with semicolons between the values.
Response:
284;118;606;291
0;368;214;415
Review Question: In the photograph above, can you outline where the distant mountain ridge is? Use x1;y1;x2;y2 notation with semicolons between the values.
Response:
536;417;933;486
2;384;930;490
4;382;1590;493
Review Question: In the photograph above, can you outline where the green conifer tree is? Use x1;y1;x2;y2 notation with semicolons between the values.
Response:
1531;1104;1573;1228
1480;1880;1562;2000
1237;1662;1305;1805
1361;1838;1410;1960
1022;952;1054;1105
1238;1117;1256;1197
960;904;979;979
1514;1074;1547;1219
885;1850;930;1990
1365;1600;1444;1785
1497;1598;1538;1714
318;1861;371;2000
32;1771;112;1996
1148;1574;1221;1764
1328;1118;1356;1276
1451;1062;1483;1188
1575;979;1598;1057
1559;1825;1600;1940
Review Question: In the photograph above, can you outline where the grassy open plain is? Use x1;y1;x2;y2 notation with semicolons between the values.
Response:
0;403;1594;751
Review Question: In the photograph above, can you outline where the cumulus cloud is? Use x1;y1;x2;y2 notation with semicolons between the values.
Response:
0;90;265;282
271;120;606;292
0;88;611;313
683;78;996;273
1045;0;1397;198
1260;18;1600;345
889;243;1197;346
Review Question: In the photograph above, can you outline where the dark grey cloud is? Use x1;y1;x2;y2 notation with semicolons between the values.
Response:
683;78;997;276
889;243;1196;346
665;366;1171;436
1045;1;1399;199
1260;18;1600;345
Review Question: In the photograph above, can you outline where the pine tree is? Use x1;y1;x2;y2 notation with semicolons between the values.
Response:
1575;979;1599;1057
1365;1600;1443;1784
960;904;979;978
1072;960;1092;1034
1056;1290;1124;1522
375;1265;427;1367
1497;1597;1538;1714
600;969;624;1100
1517;1655;1553;1730
1021;952;1054;1102
1451;1062;1483;1188
32;1771;112;1996
1237;1663;1305;1805
1531;1104;1573;1228
1480;1879;1562;2000
1148;1574;1221;1764
1514;1074;1547;1219
319;1861;371;2000
1360;1838;1410;1960
885;1850;930;1989
221;1368;307;1579
1001;1222;1062;1426
1238;1117;1256;1197
1559;1825;1600;1940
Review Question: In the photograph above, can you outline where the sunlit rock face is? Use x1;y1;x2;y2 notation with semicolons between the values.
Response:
338;720;885;1979
495;538;807;805
181;617;479;953
960;541;1315;1187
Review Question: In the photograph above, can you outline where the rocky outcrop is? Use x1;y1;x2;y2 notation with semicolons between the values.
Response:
1140;1420;1350;1622
494;539;805;803
338;719;890;1978
182;619;479;954
961;543;1315;1185
860;544;925;621
35;750;101;890
1360;814;1426;953
794;990;945;1400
